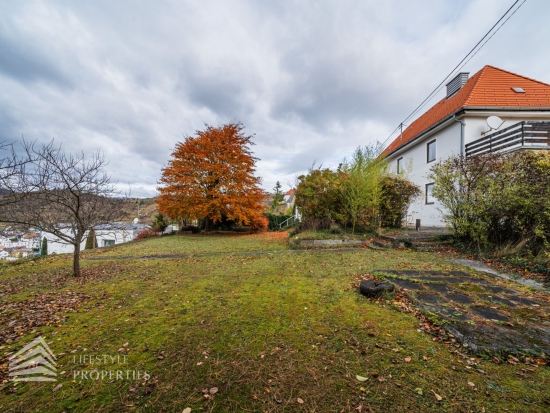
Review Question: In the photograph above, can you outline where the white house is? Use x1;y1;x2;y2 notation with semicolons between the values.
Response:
283;189;296;207
41;226;87;255
42;222;149;255
93;222;149;247
383;65;550;227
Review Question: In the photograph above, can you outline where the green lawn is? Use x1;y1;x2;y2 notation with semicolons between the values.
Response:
86;232;290;257
1;233;548;412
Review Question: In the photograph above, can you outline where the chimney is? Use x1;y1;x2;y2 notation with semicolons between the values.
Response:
446;72;469;99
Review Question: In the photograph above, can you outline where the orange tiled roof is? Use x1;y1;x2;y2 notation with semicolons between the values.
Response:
382;65;550;157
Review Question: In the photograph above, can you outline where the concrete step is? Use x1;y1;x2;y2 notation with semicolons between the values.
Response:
372;240;392;249
365;243;385;251
411;240;452;247
415;245;449;252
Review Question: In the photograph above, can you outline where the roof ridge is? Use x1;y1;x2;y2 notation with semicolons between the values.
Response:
463;65;491;106
381;65;550;158
484;65;550;88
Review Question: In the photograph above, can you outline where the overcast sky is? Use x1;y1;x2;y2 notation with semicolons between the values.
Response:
1;0;548;196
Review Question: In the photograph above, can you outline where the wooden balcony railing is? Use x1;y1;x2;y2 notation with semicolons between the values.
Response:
465;121;550;157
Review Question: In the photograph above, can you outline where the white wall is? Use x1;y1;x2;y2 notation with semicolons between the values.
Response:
387;112;550;228
42;225;144;255
42;230;87;255
388;120;462;227
95;228;135;247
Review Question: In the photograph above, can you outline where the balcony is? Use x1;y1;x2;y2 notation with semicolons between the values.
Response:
465;121;550;157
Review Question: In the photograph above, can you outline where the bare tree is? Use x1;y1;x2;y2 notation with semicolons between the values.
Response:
0;141;124;276
0;140;35;188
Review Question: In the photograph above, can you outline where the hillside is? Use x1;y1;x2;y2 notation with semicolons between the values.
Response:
118;198;159;223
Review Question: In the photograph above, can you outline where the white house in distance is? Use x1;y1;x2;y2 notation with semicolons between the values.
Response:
382;65;550;227
42;222;148;255
283;189;296;208
94;222;149;247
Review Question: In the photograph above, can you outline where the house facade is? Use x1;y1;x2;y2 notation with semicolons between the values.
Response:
42;222;149;255
383;65;550;227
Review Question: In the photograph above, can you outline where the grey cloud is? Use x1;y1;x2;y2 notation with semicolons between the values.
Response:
0;0;548;196
179;71;247;118
0;110;22;142
0;24;73;88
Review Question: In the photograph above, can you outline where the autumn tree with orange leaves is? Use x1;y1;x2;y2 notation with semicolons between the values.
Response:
157;123;268;231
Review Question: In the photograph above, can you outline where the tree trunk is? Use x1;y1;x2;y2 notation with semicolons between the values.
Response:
73;243;81;276
205;217;213;232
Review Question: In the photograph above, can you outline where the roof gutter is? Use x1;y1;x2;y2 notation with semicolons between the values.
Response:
459;106;550;112
384;106;550;158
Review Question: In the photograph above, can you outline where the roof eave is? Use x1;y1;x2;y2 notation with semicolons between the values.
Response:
383;112;461;159
383;106;550;158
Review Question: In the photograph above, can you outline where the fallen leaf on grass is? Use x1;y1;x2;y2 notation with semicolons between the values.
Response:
377;376;386;383
356;375;368;382
468;381;475;387
414;388;423;395
182;408;192;413
52;383;62;392
297;397;304;404
508;356;519;365
404;357;412;363
209;387;218;394
432;390;442;401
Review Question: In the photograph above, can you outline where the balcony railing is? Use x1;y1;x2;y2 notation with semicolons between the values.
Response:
465;121;550;157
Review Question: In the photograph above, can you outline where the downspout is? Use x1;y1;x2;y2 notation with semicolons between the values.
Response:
453;115;465;156
452;115;467;216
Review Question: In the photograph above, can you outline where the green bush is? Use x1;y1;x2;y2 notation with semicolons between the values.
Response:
295;168;343;223
85;228;97;250
430;151;550;255
265;212;294;231
379;175;421;228
294;145;419;234
151;213;169;232
40;237;48;256
339;145;386;233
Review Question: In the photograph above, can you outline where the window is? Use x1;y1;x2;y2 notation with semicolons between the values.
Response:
427;140;436;163
425;183;435;204
397;157;403;174
103;239;115;247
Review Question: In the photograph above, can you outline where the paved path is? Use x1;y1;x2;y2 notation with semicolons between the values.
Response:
449;258;547;291
375;269;550;356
